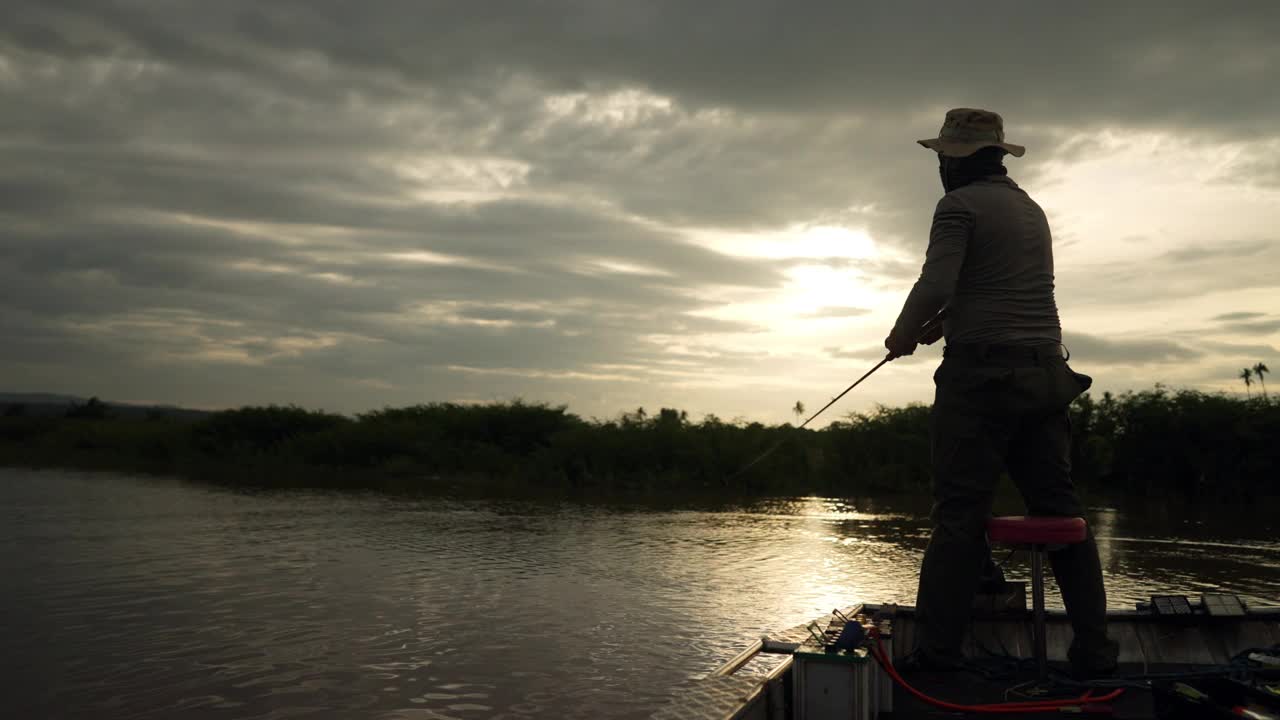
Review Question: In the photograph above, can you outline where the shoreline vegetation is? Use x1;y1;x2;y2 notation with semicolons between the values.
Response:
1;386;1276;501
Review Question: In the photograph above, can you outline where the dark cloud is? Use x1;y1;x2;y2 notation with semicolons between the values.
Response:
9;1;1279;129
1198;313;1280;338
1163;240;1272;264
1194;340;1280;358
2;0;1278;416
1213;311;1266;322
5;1;1278;236
1058;239;1280;308
1063;332;1202;365
1222;318;1280;336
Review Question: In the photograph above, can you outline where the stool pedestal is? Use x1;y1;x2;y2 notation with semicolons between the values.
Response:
986;516;1088;681
1029;544;1048;678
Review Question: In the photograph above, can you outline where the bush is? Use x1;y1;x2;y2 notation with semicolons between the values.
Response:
1;390;1276;500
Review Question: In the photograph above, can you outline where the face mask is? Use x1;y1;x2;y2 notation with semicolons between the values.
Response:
938;148;1007;193
938;156;956;193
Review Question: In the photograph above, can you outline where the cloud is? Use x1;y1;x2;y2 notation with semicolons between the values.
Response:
12;1;1279;127
827;333;1209;370
825;345;932;365
802;306;871;319
1210;142;1280;188
1213;312;1266;322
1222;318;1280;336
1058;239;1280;309
826;346;883;361
2;0;1279;419
1194;340;1280;358
1163;240;1273;264
5;1;1279;238
1202;313;1280;337
1063;332;1202;365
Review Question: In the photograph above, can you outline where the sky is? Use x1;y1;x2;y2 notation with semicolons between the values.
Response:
3;1;1279;423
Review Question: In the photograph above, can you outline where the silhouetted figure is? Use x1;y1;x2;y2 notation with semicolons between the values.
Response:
884;108;1118;677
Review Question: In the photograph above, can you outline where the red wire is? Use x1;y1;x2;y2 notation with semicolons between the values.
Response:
870;637;1125;714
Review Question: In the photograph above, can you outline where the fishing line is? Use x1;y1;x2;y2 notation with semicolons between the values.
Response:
723;310;946;481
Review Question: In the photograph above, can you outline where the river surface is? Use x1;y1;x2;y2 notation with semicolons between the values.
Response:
2;469;1277;719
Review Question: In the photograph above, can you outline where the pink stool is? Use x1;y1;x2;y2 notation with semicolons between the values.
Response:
986;516;1088;680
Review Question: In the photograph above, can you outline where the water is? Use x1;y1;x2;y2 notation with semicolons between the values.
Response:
2;469;1277;719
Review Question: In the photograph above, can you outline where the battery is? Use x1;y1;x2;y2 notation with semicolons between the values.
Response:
792;617;882;720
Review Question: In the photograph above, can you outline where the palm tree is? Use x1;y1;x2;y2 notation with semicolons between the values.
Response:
1253;362;1270;400
1240;368;1253;398
792;401;806;425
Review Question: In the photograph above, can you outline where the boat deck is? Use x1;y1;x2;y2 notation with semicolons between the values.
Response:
888;663;1183;719
887;603;1280;718
651;600;1280;720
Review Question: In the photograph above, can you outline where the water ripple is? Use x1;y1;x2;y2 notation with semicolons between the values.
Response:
2;470;1277;718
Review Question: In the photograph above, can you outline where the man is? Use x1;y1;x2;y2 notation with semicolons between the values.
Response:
885;108;1119;678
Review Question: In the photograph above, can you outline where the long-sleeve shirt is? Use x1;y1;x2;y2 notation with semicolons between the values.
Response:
892;175;1062;347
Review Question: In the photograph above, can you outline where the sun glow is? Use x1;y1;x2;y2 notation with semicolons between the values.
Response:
687;224;901;338
693;224;878;261
779;264;887;317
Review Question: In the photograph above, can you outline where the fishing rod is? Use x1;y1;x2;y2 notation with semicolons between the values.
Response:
724;308;947;481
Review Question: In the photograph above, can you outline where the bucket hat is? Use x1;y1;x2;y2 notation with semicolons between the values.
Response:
918;108;1026;158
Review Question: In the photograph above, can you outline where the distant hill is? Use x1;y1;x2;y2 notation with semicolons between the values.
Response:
0;392;85;406
0;393;211;421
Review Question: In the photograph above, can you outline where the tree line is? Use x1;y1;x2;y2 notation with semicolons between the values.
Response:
0;386;1276;501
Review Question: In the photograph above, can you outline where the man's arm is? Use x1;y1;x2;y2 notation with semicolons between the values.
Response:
885;193;974;356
